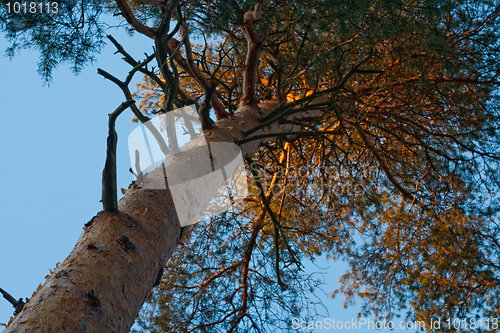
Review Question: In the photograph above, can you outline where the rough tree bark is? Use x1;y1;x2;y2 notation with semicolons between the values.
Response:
2;2;336;330
3;100;324;332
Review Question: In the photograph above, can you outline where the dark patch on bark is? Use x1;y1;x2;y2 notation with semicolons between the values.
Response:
117;235;136;253
85;290;101;308
86;244;98;251
55;270;68;278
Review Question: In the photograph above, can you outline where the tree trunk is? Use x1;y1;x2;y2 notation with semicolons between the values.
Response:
3;101;315;332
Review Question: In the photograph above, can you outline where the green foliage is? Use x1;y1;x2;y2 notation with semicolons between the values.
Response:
1;0;106;81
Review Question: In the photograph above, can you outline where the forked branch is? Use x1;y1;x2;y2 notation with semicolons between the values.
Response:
180;22;228;119
97;59;170;156
245;156;289;291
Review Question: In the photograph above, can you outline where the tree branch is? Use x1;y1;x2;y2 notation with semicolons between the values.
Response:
133;0;165;7
154;0;181;112
0;288;25;315
355;124;413;201
238;129;342;145
243;51;375;136
240;4;263;107
97;68;124;88
198;83;217;130
180;22;228;119
246;157;288;291
102;100;136;212
115;0;156;38
97;65;170;156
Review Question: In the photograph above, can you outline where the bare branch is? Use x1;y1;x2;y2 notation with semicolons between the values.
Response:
240;4;263;107
115;0;156;39
0;287;25;315
181;22;228;119
97;68;124;87
107;35;137;66
102;100;136;213
97;61;170;156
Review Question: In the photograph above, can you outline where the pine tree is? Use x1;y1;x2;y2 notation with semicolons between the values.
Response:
1;0;499;332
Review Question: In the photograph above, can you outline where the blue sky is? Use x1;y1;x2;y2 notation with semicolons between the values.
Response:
0;20;414;332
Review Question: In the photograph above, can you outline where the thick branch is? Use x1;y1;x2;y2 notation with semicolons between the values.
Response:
4;99;321;333
240;5;263;107
115;0;156;38
102;100;136;212
198;83;217;130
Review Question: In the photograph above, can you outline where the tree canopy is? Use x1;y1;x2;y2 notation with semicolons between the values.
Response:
2;0;500;332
